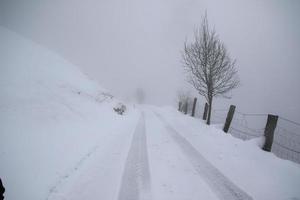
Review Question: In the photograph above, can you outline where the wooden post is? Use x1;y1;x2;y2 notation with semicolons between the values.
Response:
262;114;278;152
191;98;197;117
184;102;188;114
203;103;208;120
178;102;182;112
223;105;236;133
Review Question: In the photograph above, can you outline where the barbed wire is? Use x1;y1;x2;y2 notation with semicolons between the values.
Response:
212;108;228;112
276;126;300;137
230;126;262;137
273;140;300;154
235;111;268;117
204;106;300;162
278;116;300;127
243;126;264;134
276;132;297;141
274;135;300;149
232;112;265;134
212;109;299;137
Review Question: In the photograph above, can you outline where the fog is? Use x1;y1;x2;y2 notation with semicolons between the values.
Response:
0;0;299;121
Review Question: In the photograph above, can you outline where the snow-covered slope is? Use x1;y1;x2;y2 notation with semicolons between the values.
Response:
0;27;139;200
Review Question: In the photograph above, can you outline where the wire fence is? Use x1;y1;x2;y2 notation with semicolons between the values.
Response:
229;111;266;140
208;107;300;164
272;117;300;164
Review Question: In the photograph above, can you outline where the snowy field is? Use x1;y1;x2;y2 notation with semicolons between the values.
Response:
1;27;300;200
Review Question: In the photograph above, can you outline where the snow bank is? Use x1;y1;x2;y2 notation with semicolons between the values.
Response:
0;27;139;200
155;106;300;200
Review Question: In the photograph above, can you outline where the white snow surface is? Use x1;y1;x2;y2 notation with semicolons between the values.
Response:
1;27;300;200
0;27;140;200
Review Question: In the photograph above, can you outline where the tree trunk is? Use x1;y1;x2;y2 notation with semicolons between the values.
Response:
206;97;213;125
203;103;208;120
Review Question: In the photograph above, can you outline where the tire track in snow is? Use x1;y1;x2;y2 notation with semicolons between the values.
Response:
118;112;151;200
155;113;253;200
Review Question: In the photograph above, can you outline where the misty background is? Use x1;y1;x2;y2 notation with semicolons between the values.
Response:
0;0;299;121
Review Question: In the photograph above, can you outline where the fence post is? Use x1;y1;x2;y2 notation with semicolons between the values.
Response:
191;98;197;117
223;105;236;133
184;102;188;114
262;114;278;152
203;103;208;120
178;102;182;112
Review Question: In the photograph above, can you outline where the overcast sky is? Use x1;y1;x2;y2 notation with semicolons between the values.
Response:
0;0;299;121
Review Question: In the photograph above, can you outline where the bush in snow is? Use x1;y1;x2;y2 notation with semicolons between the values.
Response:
113;103;126;115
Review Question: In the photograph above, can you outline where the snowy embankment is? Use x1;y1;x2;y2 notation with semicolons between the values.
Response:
153;106;300;200
0;27;140;200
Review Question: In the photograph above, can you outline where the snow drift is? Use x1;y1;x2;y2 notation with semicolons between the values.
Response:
0;27;139;200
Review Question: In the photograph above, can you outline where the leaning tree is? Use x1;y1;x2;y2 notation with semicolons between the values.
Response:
182;14;239;125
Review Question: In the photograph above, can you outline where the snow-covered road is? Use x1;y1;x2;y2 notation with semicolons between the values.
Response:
47;107;299;200
155;112;253;200
118;108;252;200
118;112;151;200
145;109;219;200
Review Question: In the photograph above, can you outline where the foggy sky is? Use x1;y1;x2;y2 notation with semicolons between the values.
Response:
0;0;299;121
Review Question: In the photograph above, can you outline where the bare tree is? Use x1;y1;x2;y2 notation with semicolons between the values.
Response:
182;14;239;125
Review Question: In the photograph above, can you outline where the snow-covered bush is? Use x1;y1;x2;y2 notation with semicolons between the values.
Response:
113;103;126;115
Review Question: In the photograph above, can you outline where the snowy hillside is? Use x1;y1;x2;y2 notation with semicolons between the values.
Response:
0;27;300;200
0;27;140;200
